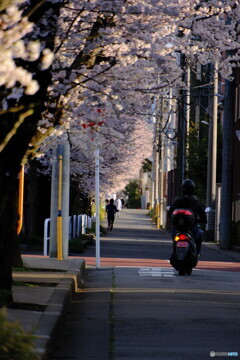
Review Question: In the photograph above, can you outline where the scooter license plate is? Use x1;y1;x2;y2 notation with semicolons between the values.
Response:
177;241;188;248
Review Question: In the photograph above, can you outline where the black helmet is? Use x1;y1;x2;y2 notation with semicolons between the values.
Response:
181;179;195;195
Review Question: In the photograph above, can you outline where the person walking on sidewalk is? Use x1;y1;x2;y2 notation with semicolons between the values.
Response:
115;196;122;217
106;199;118;231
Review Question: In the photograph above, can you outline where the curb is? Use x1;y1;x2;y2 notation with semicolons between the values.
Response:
35;259;86;359
35;285;72;359
9;257;86;360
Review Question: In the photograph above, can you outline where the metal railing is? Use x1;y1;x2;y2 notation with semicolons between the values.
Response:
43;214;95;256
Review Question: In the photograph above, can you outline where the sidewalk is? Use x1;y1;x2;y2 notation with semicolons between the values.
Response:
7;256;85;360
203;241;240;262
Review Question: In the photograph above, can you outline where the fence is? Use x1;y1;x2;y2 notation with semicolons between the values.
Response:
43;214;95;256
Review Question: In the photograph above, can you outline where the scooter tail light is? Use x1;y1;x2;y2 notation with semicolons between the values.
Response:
172;209;194;216
174;234;189;241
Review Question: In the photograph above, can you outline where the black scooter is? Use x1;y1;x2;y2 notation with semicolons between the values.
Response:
169;209;198;276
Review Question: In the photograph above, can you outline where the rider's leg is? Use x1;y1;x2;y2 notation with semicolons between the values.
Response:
191;226;203;255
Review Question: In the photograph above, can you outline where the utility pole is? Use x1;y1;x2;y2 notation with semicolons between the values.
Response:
50;143;70;258
159;97;164;228
220;78;235;249
177;92;184;196
184;64;191;174
211;62;218;206
151;98;160;223
205;63;218;240
206;62;218;208
177;55;188;196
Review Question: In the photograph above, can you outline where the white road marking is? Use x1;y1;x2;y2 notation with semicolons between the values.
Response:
138;268;175;277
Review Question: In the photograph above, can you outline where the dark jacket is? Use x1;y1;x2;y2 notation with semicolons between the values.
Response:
168;195;207;225
106;203;117;218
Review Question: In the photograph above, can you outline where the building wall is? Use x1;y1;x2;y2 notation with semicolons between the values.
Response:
232;69;240;223
139;169;152;209
230;69;240;245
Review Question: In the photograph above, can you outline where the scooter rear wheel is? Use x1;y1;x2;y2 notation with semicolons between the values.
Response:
178;269;185;276
185;268;192;275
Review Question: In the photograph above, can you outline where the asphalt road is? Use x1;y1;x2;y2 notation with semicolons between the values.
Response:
52;209;240;360
82;209;239;263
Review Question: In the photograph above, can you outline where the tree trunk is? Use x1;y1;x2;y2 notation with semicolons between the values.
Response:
0;168;21;305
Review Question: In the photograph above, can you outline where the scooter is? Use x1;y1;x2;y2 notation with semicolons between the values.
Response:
169;209;198;276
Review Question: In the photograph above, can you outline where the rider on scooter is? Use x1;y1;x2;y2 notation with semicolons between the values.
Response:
168;179;207;256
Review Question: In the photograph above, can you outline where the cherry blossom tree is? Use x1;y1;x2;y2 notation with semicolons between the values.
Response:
39;109;153;199
37;0;240;200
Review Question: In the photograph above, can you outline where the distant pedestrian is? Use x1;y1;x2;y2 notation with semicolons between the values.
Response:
106;199;118;231
88;199;94;217
115;196;122;217
105;199;110;219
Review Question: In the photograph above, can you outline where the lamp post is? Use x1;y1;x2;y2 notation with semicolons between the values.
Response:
95;147;100;268
79;109;106;268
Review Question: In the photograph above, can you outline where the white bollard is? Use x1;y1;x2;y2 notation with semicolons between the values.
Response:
43;218;51;256
69;216;72;239
87;216;92;229
73;215;77;238
77;215;81;237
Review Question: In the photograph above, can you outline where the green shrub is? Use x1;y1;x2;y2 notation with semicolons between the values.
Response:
91;204;106;221
124;180;141;208
0;308;38;360
81;233;95;244
0;290;13;308
86;222;107;235
69;237;86;253
148;209;154;218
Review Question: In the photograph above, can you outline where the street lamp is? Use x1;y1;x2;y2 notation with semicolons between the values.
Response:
95;147;100;269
